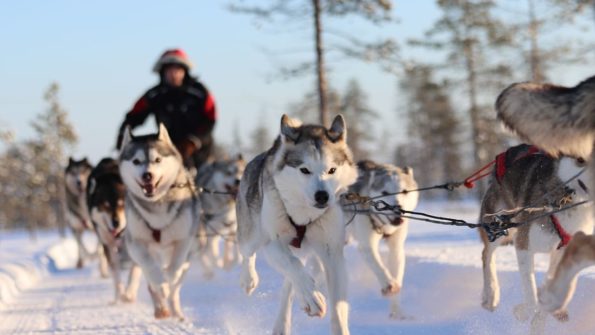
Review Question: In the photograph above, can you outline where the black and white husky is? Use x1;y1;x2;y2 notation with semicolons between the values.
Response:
236;114;357;335
119;124;200;320
347;160;418;319
195;154;245;278
64;157;99;270
87;157;141;304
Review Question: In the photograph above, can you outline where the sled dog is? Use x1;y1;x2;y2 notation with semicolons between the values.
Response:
346;160;418;319
479;144;593;329
495;76;595;332
236;114;357;335
64;157;97;269
87;157;142;304
119;124;200;320
195;154;245;278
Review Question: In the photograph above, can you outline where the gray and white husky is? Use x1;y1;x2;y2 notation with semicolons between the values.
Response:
64;157;98;270
119;124;200;320
237;114;357;335
87;157;141;304
496;75;595;161
478;145;593;333
195;154;245;278
495;76;595;330
346;160;418;319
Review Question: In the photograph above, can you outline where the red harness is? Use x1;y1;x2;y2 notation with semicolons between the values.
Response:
465;144;572;248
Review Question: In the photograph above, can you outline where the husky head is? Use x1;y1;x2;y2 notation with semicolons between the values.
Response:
119;123;184;201
350;160;418;226
196;154;246;198
88;158;127;236
65;157;93;196
272;114;357;222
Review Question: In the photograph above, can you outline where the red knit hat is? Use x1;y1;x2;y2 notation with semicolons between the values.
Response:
152;48;193;73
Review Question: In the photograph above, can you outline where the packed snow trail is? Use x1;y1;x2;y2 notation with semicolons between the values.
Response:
1;201;595;334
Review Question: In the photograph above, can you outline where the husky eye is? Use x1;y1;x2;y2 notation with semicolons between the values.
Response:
132;159;142;166
154;157;162;163
300;167;311;175
328;167;337;175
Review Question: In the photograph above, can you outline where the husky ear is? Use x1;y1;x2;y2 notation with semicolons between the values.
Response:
120;126;133;151
157;123;173;145
329;114;346;142
68;156;75;165
280;114;302;143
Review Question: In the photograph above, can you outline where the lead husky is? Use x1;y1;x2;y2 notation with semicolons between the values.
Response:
237;114;357;335
87;157;142;304
64;157;97;269
119;124;200;320
346;160;418;319
479;145;593;331
195;154;245;278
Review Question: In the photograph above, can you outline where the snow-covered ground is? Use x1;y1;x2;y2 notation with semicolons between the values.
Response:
1;200;594;335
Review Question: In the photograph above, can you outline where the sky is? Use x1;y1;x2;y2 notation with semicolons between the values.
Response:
0;1;592;164
0;1;440;163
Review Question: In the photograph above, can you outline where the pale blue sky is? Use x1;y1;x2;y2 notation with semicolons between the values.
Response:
0;1;591;163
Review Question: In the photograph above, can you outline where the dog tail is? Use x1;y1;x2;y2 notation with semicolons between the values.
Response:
495;76;595;160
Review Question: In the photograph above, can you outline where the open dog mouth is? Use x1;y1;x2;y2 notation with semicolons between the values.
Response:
138;178;161;197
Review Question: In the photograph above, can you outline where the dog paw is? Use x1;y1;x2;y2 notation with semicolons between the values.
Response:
513;303;535;322
381;282;401;296
481;293;499;312
301;290;327;318
553;309;569;322
154;307;171;319
240;267;259;295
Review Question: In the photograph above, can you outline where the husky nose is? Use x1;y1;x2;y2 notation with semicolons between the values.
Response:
112;218;120;229
142;172;153;182
315;191;329;205
234;179;241;186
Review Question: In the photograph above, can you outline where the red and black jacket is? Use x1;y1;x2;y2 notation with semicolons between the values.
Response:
116;77;216;152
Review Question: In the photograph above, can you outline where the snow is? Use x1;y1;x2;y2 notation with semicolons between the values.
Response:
1;200;595;334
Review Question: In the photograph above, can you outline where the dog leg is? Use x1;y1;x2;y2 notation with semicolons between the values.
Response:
123;264;142;303
73;230;86;268
481;237;500;311
127;238;170;317
356;227;398;296
238;226;262;295
169;261;191;321
272;278;295;335
107;247;124;304
207;235;223;269
263;240;327;318
514;249;538;322
148;284;171;319
309;227;350;335
165;239;194;283
387;225;410;320
222;236;237;270
98;244;110;278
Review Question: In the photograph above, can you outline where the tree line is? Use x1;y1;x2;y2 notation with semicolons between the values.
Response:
1;0;593;232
